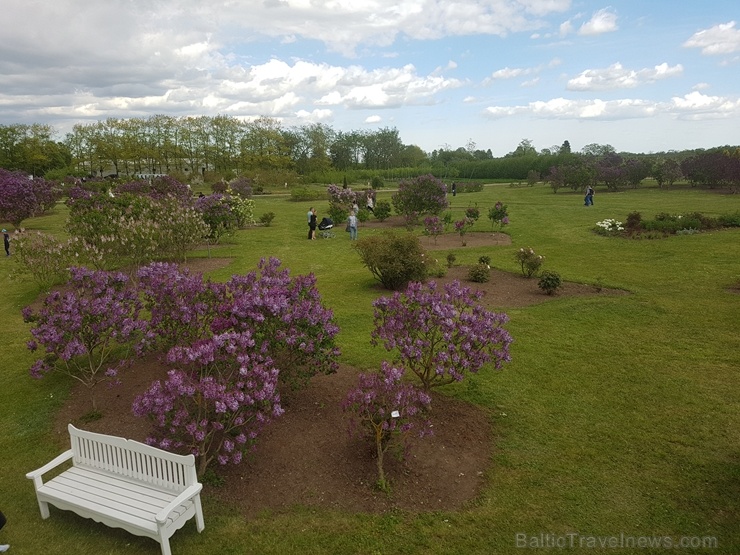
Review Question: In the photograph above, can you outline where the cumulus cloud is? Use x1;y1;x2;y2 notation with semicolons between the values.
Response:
578;8;618;36
567;62;683;91
365;115;382;123
483;90;740;121
683;21;740;55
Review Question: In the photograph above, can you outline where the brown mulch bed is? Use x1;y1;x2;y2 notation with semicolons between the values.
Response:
48;227;627;518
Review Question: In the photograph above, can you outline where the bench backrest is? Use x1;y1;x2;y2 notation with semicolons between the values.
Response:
68;424;197;492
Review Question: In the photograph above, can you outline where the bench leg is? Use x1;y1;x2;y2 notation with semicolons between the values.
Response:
194;496;205;532
37;499;50;520
159;534;172;555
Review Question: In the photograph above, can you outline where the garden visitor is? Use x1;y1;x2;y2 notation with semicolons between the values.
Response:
451;182;457;196
347;210;358;241
584;186;594;206
366;192;374;213
307;207;314;239
0;510;9;552
309;208;318;240
2;229;9;256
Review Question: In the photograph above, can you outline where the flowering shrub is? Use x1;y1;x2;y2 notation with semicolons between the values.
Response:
454;217;474;245
354;232;428;290
423;216;443;244
212;257;341;390
11;230;78;290
594;219;625;236
514;247;545;277
392;174;448;218
195;193;239;242
226;194;256;228
66;192;208;269
372;280;513;391
133;331;283;476
22;267;152;410
488;202;510;230
137;263;220;350
465;205;481;221
327;184;360;223
229;177;254;198
342;362;432;491
0;169;59;226
115;176;192;204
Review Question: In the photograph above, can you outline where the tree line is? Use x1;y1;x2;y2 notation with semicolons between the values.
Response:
1;118;739;189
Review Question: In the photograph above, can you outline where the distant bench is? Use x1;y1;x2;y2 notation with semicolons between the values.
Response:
26;424;205;555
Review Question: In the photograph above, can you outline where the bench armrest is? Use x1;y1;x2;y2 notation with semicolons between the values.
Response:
25;449;74;484
155;483;203;524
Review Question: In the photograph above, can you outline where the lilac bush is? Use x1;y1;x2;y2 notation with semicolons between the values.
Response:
488;201;510;230
392;174;448;218
0;169;42;226
136;262;220;350
11;230;78;290
22;266;152;410
195;193;239;243
372;280;513;391
342;362;432;491
212;257;341;389
423;216;443;244
133;331;283;476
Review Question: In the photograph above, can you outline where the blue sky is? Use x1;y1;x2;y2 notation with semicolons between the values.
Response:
1;0;738;156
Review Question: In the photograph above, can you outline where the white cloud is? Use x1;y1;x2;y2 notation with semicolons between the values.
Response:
578;8;618;36
670;91;740;119
484;90;740;121
567;62;683;91
365;115;382;123
683;21;740;55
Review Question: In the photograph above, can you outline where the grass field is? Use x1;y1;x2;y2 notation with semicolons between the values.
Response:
1;183;739;554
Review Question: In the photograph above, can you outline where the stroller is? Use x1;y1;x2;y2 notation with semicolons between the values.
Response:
318;217;334;238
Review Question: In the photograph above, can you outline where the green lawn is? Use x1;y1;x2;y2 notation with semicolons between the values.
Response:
2;184;739;554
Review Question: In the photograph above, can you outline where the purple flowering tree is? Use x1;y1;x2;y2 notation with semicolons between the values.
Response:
342;362;432;491
22;267;152;410
372;280;513;391
212;257;341;390
133;331;283;476
488;201;510;230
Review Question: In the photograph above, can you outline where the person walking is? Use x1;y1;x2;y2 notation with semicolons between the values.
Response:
586;186;594;206
347;210;358;241
2;230;9;256
307;207;314;239
366;192;374;213
309;208;318;240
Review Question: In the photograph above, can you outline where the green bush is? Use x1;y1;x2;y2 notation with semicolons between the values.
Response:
371;176;385;189
718;211;740;227
374;200;392;221
353;232;428;290
356;208;371;223
446;253;456;268
290;187;325;202
478;255;491;266
259;212;276;226
468;263;490;283
538;270;562;295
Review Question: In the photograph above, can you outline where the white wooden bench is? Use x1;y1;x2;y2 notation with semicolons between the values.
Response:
26;424;205;555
